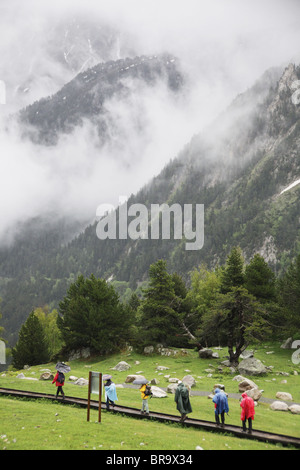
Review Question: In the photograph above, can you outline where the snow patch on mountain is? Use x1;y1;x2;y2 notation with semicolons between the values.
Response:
280;178;300;195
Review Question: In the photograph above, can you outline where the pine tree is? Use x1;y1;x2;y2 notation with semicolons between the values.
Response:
12;311;49;369
57;274;132;355
139;260;178;346
203;247;271;365
245;254;276;302
278;254;300;334
221;247;245;293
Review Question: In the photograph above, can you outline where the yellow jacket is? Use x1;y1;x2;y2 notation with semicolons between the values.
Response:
140;384;147;399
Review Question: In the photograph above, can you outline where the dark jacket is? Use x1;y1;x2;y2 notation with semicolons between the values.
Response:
175;382;192;415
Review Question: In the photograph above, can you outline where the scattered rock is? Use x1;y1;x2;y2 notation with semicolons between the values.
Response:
144;346;154;355
289;405;300;415
270;401;289;412
238;358;268;376
213;383;225;391
169;377;180;383
74;378;89;386
167;383;178;394
246;388;263;402
125;374;146;383
113;361;131;371
238;378;258;392
39;372;54;381
240;350;254;359
275;392;293;401
16;373;38;381
150;378;159;385
182;375;196;388
156;366;169;371
151;386;167;398
198;348;219;359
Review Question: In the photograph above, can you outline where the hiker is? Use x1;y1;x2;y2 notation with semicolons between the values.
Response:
240;392;255;433
140;383;152;415
175;381;192;422
52;370;65;400
104;377;118;410
212;388;229;426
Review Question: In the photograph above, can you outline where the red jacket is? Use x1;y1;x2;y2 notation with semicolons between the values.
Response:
52;372;65;387
240;393;255;421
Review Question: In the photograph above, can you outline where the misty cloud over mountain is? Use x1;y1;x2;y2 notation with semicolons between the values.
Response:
1;0;300;244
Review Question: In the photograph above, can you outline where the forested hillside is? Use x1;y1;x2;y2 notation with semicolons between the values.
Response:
1;61;300;346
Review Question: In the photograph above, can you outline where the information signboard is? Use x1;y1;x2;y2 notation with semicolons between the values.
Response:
87;371;102;423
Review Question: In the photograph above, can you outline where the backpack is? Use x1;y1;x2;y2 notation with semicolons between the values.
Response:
144;385;152;397
58;372;65;384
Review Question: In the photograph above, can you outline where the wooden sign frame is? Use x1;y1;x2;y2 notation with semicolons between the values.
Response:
87;371;102;423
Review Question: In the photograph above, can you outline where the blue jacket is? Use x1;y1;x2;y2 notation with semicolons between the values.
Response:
212;388;229;414
104;382;118;402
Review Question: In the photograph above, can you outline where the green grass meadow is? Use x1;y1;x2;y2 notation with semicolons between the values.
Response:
1;342;299;450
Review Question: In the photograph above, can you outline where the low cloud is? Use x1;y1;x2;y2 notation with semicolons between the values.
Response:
1;0;300;243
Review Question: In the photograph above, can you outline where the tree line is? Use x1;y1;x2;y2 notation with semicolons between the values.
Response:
8;247;300;369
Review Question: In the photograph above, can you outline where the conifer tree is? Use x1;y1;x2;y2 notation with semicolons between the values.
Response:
139;260;178;346
202;247;270;365
12;311;49;369
221;246;245;293
57;274;132;355
278;254;300;334
245;254;276;302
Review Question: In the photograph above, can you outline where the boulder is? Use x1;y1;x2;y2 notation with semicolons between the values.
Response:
113;361;131;371
156;366;169;371
246;388;263;402
183;375;196;388
270;401;289;412
198;348;219;359
144;346;154;355
69;376;78;381
168;377;180;383
240;350;254;359
275;392;293;401
125;374;146;383
238;378;258;392
289;405;300;415
151;386;167;398
39;372;54;381
167;383;178;394
150;378;159;385
238;358;267;376
157;347;179;357
74;378;89;386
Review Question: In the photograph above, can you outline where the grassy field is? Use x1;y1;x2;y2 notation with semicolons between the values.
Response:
0;341;299;451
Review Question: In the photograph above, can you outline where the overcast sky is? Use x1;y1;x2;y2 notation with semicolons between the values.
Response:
0;0;300;243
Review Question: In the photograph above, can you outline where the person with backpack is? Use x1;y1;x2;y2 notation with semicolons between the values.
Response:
240;392;255;433
52;370;65;400
140;382;152;415
175;381;192;422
